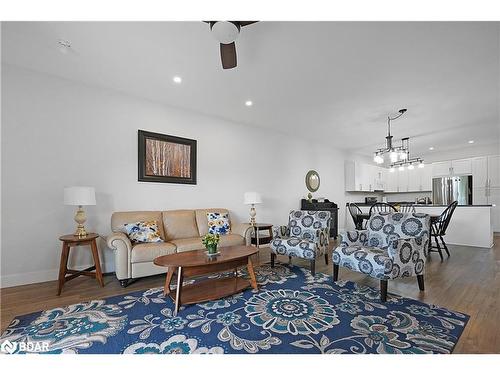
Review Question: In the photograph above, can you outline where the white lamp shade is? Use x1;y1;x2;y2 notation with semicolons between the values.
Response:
64;186;96;206
244;191;262;205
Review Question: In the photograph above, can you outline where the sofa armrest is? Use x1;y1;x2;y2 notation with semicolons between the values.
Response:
339;230;368;247
106;232;132;280
232;223;253;245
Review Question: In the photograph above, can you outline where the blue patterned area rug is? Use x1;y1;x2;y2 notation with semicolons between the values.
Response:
1;263;469;354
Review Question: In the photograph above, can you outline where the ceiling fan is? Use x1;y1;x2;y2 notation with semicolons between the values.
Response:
205;21;258;69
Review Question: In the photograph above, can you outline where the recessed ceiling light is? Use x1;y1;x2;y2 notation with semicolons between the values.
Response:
172;76;182;84
245;100;253;107
429;147;434;151
468;140;474;144
57;39;71;54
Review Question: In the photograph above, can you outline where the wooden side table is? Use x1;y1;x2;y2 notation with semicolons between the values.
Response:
250;223;273;248
57;233;104;295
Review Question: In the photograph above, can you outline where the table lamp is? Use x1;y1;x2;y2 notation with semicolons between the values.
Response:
64;186;96;237
244;191;262;226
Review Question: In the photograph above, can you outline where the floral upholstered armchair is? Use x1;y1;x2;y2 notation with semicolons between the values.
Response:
332;212;430;302
270;210;331;275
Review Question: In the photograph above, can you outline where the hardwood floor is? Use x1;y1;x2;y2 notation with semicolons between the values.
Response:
1;235;499;353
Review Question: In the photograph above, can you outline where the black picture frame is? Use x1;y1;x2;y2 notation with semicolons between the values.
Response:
138;130;197;184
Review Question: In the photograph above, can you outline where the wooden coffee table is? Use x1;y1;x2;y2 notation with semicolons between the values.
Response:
154;245;259;315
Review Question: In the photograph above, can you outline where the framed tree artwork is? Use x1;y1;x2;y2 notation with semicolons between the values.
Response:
138;130;197;184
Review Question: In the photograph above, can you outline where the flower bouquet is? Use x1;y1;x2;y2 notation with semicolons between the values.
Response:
201;233;220;256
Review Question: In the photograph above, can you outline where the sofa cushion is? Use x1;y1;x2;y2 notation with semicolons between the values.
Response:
131;242;176;263
207;212;231;235
170;237;204;252
162;210;199;241
124;221;163;244
112;211;165;240
195;208;230;236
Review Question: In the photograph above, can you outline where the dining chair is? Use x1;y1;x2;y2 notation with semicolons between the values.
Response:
369;202;397;217
399;203;416;213
348;203;365;230
428;201;458;261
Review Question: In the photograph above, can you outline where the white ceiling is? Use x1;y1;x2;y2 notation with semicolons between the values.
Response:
2;21;499;160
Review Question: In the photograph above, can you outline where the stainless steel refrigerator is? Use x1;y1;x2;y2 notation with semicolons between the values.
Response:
432;175;473;205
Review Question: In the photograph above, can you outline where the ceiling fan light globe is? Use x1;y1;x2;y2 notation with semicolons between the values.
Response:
418;162;425;168
211;21;240;44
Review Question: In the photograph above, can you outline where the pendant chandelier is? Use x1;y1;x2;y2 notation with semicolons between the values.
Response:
389;137;424;172
373;108;424;171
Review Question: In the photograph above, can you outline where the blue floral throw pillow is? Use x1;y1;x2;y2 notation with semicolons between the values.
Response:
207;212;231;235
124;221;164;244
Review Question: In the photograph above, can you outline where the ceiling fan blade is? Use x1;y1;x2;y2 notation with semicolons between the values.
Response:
238;21;258;27
220;42;237;69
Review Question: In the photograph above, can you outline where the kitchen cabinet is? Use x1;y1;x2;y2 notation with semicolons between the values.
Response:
398;168;409;192
345;161;372;192
473;188;488;205
432;161;452;177
432;159;472;177
470;155;500;232
345;161;386;192
451;159;472;175
408;168;420;192
489;188;500;232
386;170;398;192
406;167;432;192
488;155;500;187
420;166;433;191
376;168;387;191
472;157;488;188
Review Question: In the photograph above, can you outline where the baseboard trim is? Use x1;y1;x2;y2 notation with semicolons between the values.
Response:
0;262;111;288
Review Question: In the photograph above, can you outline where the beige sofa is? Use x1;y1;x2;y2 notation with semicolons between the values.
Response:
107;208;252;287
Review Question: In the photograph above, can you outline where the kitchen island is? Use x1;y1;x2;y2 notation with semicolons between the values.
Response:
347;203;493;248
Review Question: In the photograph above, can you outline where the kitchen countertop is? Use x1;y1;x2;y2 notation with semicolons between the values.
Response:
346;202;493;207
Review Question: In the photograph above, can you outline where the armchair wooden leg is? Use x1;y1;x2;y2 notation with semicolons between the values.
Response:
310;259;316;276
324;253;329;265
417;274;425;291
333;264;339;282
380;280;388;302
270;253;276;268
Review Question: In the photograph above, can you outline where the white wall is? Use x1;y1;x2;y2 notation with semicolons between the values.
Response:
1;64;348;287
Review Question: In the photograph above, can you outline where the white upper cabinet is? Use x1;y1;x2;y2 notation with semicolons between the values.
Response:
408;168;420;192
345;161;387;192
472;157;488;188
386;170;398;192
398;168;409;192
345;161;372;192
432;161;452;177
420;166;433;191
488;155;500;188
375;167;387;191
451;159;472;175
432;159;472;177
